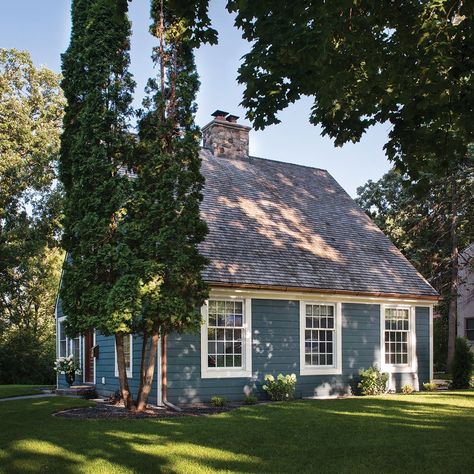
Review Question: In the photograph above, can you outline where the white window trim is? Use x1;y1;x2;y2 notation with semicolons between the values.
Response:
57;316;82;367
299;301;342;375
201;298;252;379
380;304;417;374
114;334;133;378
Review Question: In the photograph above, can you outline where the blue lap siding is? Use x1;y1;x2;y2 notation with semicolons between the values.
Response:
57;298;432;403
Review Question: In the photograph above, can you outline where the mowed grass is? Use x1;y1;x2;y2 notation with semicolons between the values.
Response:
0;392;473;473
0;385;54;399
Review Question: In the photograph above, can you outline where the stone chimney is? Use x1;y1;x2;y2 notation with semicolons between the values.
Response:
202;110;251;159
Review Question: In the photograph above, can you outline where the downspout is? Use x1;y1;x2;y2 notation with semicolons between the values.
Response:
161;333;182;412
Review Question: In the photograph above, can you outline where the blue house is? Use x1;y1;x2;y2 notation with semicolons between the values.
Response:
56;111;438;404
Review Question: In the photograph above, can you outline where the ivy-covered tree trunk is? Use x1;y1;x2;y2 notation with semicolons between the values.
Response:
59;0;136;407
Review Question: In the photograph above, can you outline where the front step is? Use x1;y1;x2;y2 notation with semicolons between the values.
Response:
56;385;97;399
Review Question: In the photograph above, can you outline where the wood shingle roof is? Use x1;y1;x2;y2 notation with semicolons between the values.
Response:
199;149;438;299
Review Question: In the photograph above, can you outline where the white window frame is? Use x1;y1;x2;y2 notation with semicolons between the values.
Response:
299;301;342;375
57;316;82;367
114;334;133;378
381;304;417;373
201;298;252;379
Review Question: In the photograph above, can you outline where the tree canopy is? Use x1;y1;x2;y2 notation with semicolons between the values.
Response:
0;48;64;383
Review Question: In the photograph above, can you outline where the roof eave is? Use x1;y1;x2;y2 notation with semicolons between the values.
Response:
205;281;440;302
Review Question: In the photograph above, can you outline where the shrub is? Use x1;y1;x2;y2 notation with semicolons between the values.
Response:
244;395;258;405
54;355;81;376
451;337;474;389
401;384;414;395
423;382;438;392
210;396;228;407
358;366;389;395
262;373;297;401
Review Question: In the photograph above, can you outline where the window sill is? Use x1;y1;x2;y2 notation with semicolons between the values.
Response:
201;368;251;379
115;371;132;378
300;366;342;376
382;365;415;374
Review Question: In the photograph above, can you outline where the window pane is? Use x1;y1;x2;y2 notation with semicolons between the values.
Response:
207;300;245;370
124;336;131;371
304;305;336;367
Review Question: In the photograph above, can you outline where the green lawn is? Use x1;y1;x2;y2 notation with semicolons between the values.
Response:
0;392;473;473
0;385;54;399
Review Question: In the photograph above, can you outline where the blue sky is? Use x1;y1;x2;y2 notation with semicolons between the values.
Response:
1;0;392;197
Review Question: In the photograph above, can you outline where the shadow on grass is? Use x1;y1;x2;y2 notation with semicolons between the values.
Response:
0;393;473;473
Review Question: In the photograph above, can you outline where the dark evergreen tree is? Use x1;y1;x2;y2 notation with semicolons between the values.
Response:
130;0;211;412
59;0;136;409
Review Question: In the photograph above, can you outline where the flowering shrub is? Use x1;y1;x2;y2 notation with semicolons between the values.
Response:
423;381;437;392
262;373;297;401
358;366;388;395
401;384;414;395
54;355;81;376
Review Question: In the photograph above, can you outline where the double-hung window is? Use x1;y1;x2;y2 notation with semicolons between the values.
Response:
300;302;342;375
57;317;81;365
115;335;133;378
382;305;415;372
201;299;252;378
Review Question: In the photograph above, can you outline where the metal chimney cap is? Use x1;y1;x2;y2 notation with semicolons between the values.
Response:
211;110;229;118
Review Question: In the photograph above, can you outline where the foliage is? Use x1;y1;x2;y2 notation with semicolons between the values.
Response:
228;1;473;172
128;0;213;411
401;384;414;395
433;316;449;372
244;395;258;405
423;382;438;392
358;366;389;396
0;328;56;385
210;395;228;407
0;48;64;384
451;337;474;389
54;355;81;376
1;393;474;472
59;0;136;407
262;373;297;401
356;162;473;368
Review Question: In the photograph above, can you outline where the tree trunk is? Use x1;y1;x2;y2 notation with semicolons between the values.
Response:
137;331;148;402
136;330;159;412
447;176;459;370
115;332;134;410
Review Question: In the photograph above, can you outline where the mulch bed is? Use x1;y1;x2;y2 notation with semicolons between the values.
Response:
54;400;239;419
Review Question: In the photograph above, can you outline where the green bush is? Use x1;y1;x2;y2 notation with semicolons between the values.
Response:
423;382;438;392
401;384;414;395
210;396;228;407
0;329;55;385
262;373;297;401
451;337;474;389
244;395;258;405
358;366;389;395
